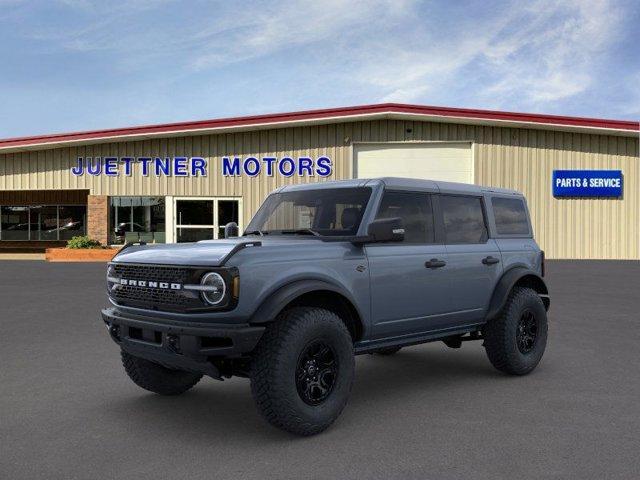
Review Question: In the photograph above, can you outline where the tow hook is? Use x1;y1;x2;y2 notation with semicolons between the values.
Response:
166;334;180;353
106;323;120;342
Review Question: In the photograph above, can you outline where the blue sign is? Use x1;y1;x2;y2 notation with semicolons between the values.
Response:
221;156;332;177
552;170;623;198
70;156;333;178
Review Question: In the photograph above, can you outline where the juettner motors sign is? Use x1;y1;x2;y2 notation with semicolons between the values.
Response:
71;156;333;177
552;170;623;197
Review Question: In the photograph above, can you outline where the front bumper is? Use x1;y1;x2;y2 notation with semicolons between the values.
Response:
101;307;265;378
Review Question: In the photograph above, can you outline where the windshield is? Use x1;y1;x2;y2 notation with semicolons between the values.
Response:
246;187;372;237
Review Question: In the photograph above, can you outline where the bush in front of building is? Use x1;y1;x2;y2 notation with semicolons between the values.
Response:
66;235;103;249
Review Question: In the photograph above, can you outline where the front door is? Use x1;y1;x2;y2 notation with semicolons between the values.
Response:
366;191;451;339
174;197;241;243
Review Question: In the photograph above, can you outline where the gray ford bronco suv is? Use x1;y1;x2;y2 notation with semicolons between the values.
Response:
102;178;550;435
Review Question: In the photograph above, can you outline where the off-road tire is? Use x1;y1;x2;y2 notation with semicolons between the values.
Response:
373;346;402;355
250;307;355;436
483;287;548;375
121;351;202;395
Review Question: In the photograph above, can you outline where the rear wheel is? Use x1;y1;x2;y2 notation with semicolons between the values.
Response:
483;287;548;375
121;351;202;395
250;307;355;436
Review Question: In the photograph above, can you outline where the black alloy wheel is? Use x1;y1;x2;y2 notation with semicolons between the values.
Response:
483;287;548;375
516;309;538;354
296;340;338;405
250;306;355;435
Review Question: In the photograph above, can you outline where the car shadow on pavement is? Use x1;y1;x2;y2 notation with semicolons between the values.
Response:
350;346;502;399
100;345;505;441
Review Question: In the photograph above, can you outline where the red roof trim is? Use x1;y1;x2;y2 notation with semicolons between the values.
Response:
1;103;637;149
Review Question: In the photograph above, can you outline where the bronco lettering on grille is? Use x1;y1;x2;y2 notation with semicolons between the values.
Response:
119;278;182;290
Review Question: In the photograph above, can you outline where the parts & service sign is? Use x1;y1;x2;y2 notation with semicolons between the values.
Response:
552;170;623;198
71;156;333;178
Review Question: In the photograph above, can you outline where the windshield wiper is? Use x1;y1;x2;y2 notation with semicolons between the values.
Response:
279;228;321;237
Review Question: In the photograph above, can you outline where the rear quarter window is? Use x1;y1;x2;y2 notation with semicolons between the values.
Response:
491;197;530;235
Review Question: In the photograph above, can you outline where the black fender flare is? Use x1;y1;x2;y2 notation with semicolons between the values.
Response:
485;267;550;321
249;279;364;326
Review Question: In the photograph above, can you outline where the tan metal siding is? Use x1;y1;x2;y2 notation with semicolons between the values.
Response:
0;120;637;259
473;127;638;260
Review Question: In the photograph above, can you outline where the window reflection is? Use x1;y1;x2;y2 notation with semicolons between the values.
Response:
58;206;87;240
1;207;30;240
30;206;58;240
0;205;86;241
109;197;165;244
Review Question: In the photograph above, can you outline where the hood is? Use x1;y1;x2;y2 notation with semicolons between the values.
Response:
111;236;324;266
112;238;249;266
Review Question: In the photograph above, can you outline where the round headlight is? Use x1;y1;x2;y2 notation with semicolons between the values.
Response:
200;272;226;305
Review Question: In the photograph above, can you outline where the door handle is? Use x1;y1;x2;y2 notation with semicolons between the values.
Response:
482;256;500;265
425;258;446;269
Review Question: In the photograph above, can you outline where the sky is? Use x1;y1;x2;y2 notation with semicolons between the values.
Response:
1;0;639;138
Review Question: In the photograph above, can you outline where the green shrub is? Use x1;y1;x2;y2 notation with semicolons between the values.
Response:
66;235;103;249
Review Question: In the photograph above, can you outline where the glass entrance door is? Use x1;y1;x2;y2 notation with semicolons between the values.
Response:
174;197;240;243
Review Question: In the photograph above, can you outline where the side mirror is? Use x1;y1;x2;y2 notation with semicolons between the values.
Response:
366;217;404;243
224;222;239;238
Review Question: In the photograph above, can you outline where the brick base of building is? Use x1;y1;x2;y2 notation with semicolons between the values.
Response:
87;195;108;246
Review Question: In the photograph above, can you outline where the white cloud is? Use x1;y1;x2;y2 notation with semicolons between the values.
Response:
616;71;640;117
480;0;623;107
189;0;414;69
24;0;415;70
9;0;632;117
348;0;624;109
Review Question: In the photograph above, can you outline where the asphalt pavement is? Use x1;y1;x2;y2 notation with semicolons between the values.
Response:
1;260;639;479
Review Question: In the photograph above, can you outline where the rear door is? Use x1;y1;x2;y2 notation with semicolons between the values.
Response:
439;194;503;325
366;190;451;339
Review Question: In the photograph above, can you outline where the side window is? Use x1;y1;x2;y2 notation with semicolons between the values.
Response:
492;197;530;235
441;195;487;244
375;191;435;243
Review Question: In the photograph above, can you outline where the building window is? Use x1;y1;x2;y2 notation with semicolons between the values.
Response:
30;206;58;240
217;200;239;239
58;206;88;240
174;198;240;243
0;205;86;241
109;197;165;244
1;206;30;240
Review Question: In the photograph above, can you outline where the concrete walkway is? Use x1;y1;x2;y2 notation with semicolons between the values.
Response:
0;253;45;261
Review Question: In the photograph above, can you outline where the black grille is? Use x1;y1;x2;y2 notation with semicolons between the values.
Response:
111;264;190;284
109;264;197;311
113;284;188;308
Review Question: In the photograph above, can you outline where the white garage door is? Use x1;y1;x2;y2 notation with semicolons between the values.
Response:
354;142;473;183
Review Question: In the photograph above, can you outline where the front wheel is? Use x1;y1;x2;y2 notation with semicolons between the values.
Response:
483;287;548;375
250;307;355;436
121;351;202;395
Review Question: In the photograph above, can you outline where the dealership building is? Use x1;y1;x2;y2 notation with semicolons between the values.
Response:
0;103;638;259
